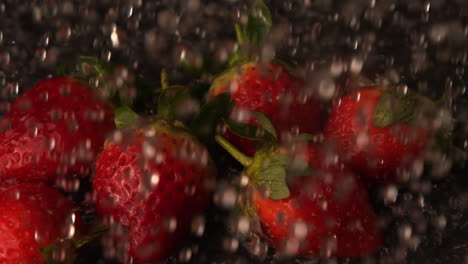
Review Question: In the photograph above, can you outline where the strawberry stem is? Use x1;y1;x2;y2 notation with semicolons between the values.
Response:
161;69;170;90
235;24;244;46
215;135;253;167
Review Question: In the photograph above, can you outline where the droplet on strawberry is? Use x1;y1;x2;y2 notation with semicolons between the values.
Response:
93;120;216;263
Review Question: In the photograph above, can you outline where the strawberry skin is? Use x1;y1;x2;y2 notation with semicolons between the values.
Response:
210;62;322;156
93;120;216;263
251;145;381;257
0;77;115;186
0;183;82;264
324;88;427;183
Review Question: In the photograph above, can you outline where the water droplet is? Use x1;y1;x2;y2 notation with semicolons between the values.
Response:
110;25;120;48
432;215;446;230
382;185;398;204
178;247;192;262
149;173;160;187
356;132;369;149
142;142;155;159
236;216;250;235
191;215;205;236
222;237;239;252
164;217;177;232
214;185;237;209
66;224;76;239
292;221;308;239
398;224;412;241
318;78;335;100
349;57;363;74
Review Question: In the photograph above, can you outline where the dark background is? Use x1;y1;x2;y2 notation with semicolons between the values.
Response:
0;0;467;263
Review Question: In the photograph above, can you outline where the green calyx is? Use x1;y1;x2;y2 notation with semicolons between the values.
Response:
216;135;308;201
115;105;140;129
246;148;291;200
373;86;442;128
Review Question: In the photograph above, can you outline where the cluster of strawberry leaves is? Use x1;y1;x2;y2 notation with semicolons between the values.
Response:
0;0;458;263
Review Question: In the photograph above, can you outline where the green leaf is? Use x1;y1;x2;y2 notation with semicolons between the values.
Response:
157;86;191;120
245;0;272;49
228;50;244;68
373;89;419;127
250;111;277;140
225;119;264;140
115;105;140;129
191;92;235;140
272;57;299;72
254;155;290;200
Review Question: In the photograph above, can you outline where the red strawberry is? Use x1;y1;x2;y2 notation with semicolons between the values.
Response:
0;183;83;264
250;144;381;257
216;136;382;258
0;77;115;186
209;62;322;156
324;87;428;183
93;120;216;263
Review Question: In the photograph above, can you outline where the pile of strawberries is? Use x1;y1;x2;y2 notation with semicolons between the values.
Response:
0;1;452;264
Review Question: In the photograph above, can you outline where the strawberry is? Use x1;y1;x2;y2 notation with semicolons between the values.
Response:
249;144;381;257
0;76;115;186
0;183;83;264
93;73;217;263
216;123;382;258
209;62;322;156
323;87;430;183
205;1;322;156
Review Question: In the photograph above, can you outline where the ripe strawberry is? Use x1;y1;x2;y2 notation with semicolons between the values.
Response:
209;62;322;156
0;183;82;264
0;77;115;186
93;119;216;263
323;87;428;183
216;136;381;258
250;144;381;257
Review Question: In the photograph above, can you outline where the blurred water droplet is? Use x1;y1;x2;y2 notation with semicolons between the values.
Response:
214;185;237;209
191;215;205;236
330;61;344;76
66;224;76;239
382;185;398;204
223;237;239;252
178;247;192;262
349;57;363;74
292;221;308;239
110;25;120;48
398;224;412;242
432;215;446;230
149;173;160;187
318;78;335;100
164;217;177;232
